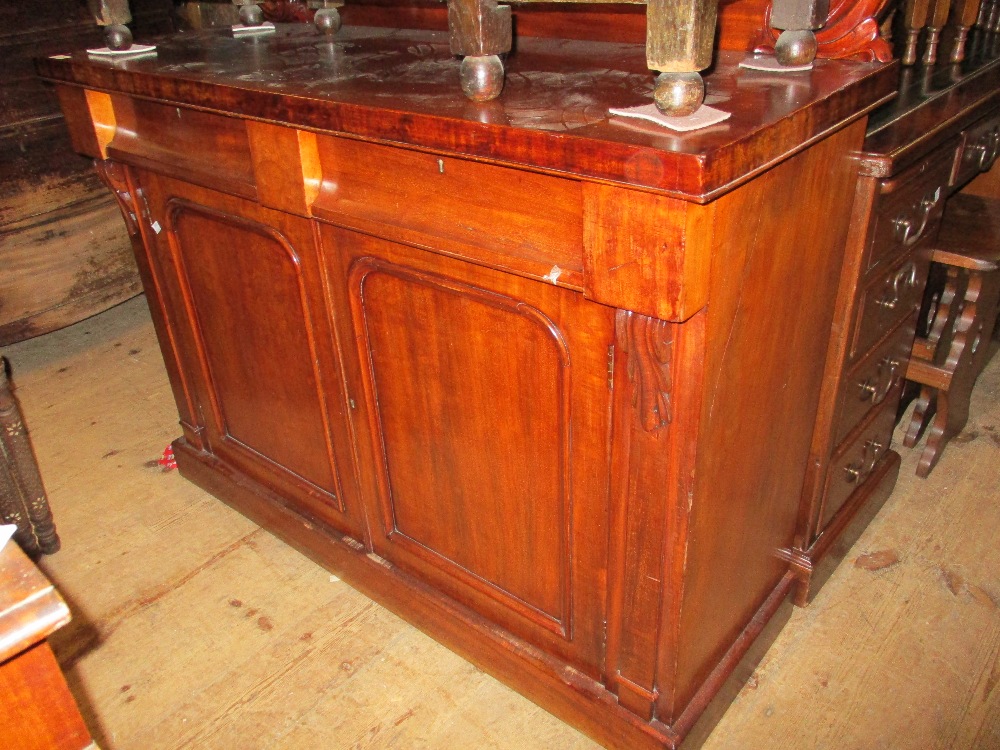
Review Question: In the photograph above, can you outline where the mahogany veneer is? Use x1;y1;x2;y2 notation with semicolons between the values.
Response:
39;24;897;749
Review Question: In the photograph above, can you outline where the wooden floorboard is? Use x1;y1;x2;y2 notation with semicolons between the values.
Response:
3;295;999;749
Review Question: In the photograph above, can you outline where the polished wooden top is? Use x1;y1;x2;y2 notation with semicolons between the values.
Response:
862;34;1000;177
0;541;71;663
36;24;896;201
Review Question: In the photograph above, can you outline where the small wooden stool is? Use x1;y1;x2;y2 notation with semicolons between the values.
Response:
904;194;1000;477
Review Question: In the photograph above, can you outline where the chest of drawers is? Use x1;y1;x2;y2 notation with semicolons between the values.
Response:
791;55;1000;601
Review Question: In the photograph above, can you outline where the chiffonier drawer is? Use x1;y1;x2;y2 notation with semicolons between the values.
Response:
104;97;257;199
832;315;913;447
819;398;898;531
862;146;954;279
310;135;585;285
850;253;928;361
952;108;1000;189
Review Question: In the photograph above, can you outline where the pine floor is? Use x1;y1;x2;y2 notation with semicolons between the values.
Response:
5;295;999;750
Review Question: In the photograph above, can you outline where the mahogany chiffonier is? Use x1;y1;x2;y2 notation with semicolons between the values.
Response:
790;46;1000;600
38;22;897;749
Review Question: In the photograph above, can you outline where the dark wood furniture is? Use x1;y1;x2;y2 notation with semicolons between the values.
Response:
0;360;60;556
903;194;1000;476
38;18;902;750
790;34;1000;599
0;540;91;750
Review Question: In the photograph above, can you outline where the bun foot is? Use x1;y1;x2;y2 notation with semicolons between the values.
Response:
239;3;264;26
653;72;704;117
775;29;818;66
460;55;505;102
105;24;133;51
314;7;341;34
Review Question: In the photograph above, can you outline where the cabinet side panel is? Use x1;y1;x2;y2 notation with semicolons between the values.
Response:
665;119;867;721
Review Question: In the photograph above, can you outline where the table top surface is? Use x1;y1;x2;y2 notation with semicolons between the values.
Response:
862;32;1000;176
37;24;896;200
0;542;70;662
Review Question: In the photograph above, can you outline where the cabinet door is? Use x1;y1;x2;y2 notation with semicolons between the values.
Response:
137;171;365;541
322;225;613;674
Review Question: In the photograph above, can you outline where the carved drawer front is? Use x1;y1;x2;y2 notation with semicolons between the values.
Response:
863;147;954;279
850;253;928;362
952;108;1000;190
832;315;914;447
819;397;897;532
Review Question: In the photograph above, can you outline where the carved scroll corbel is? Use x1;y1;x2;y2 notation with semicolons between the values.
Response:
617;311;674;433
95;159;141;237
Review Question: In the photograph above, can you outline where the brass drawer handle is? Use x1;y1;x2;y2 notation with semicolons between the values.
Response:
892;187;942;246
876;262;918;311
968;127;1000;172
843;438;885;483
863;438;885;473
858;357;900;405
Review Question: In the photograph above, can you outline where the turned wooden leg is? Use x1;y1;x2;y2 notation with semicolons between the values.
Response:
938;0;978;64
988;0;1000;29
447;0;511;102
901;0;930;65
922;26;943;64
917;0;952;65
976;0;991;25
0;361;60;556
647;0;719;116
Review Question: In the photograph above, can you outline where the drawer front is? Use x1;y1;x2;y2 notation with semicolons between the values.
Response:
863;148;954;279
952;109;1000;190
819;399;897;532
310;135;585;287
104;96;256;199
850;253;927;361
832;315;914;447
